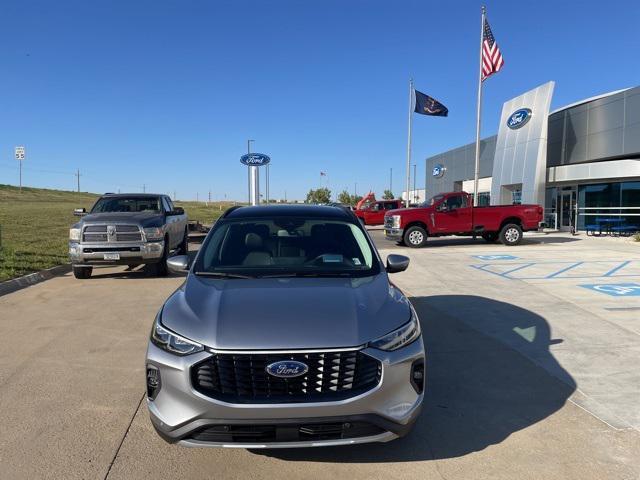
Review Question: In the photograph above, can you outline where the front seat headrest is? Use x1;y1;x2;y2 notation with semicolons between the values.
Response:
245;232;263;249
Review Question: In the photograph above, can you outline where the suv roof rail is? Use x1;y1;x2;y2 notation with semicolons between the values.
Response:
220;205;243;218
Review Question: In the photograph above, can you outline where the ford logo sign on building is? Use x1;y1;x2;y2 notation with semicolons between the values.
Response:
240;153;271;166
266;360;308;378
432;164;445;178
507;108;532;130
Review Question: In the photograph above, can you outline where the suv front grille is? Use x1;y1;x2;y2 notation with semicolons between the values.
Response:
188;422;385;443
192;350;382;403
82;224;142;242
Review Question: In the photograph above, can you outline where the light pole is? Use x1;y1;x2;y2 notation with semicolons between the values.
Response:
247;139;255;204
412;164;417;203
389;167;392;194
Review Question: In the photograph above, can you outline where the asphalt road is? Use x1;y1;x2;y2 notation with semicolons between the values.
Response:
1;232;639;479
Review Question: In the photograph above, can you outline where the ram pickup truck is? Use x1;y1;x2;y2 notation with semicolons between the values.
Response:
69;193;188;279
355;199;404;225
384;191;543;247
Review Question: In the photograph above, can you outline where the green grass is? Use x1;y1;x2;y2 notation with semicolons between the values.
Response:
0;184;235;282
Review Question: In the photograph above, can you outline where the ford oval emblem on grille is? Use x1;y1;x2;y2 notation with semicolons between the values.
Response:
266;360;308;378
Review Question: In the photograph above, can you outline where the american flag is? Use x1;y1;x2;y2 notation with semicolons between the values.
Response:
481;16;504;81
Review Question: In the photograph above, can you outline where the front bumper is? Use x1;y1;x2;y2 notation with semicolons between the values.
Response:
383;228;403;241
145;339;425;448
69;241;164;265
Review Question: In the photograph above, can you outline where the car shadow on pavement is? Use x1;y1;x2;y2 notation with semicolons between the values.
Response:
84;250;198;279
254;295;576;463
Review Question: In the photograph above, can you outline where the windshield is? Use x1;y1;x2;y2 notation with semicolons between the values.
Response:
420;194;444;207
91;196;161;213
194;217;381;278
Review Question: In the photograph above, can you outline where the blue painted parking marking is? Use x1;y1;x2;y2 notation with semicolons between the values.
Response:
580;283;640;297
470;260;639;280
473;255;519;260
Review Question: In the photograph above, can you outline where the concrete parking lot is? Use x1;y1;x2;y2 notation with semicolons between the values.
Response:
1;232;639;479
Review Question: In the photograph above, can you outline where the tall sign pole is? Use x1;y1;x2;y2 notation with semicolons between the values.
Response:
405;79;414;208
15;146;25;192
247;139;254;204
472;6;486;206
241;151;269;206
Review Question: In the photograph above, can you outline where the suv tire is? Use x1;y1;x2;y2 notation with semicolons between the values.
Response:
403;226;428;248
499;223;523;246
73;266;92;279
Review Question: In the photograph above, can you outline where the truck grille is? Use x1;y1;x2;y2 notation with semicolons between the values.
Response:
192;350;382;403
82;225;142;243
384;216;393;228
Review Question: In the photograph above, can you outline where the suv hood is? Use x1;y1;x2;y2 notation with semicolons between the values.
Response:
80;211;163;225
161;274;412;350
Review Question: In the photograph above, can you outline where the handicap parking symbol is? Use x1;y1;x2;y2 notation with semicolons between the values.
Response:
473;255;519;261
580;283;640;297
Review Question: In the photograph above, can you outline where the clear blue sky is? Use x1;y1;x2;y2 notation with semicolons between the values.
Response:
0;0;638;201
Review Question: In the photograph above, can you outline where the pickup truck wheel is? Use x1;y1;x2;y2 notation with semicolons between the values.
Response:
73;266;92;279
178;229;189;255
482;232;499;243
403;226;428;248
148;239;169;276
500;224;523;246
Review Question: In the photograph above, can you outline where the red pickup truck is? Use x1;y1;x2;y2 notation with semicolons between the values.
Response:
354;199;404;225
384;191;543;247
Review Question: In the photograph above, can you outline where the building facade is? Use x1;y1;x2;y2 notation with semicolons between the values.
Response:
425;84;640;231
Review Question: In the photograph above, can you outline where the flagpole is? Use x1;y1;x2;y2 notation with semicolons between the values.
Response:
406;78;414;208
473;6;486;207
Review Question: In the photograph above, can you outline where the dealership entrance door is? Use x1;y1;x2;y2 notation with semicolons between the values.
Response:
558;187;577;231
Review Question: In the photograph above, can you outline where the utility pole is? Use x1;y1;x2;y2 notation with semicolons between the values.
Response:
142;184;146;193
208;190;211;206
75;168;81;193
196;192;199;202
389;167;393;194
354;182;357;197
173;190;176;201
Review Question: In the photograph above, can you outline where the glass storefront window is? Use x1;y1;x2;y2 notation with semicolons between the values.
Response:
577;181;640;231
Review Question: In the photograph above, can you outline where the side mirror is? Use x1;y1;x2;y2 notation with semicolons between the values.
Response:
437;203;448;212
74;208;87;216
167;255;190;274
386;254;410;273
169;207;185;216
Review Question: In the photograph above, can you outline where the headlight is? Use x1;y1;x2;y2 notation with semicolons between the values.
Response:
369;307;421;351
391;215;401;229
144;227;164;241
69;228;81;241
150;313;204;356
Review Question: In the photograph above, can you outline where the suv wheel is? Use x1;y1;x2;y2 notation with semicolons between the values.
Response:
403;226;428;248
500;223;523;246
73;266;92;279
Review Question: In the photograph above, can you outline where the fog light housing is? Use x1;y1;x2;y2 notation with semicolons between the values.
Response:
146;365;161;400
410;359;425;394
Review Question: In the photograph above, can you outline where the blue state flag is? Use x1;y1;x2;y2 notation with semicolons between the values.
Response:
413;89;448;117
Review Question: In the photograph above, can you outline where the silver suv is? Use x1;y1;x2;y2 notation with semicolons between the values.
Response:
145;205;425;448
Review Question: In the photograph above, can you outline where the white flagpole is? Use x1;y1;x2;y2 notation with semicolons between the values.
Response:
473;6;486;206
405;78;414;208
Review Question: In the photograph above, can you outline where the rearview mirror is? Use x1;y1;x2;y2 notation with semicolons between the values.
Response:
386;254;410;273
167;255;190;274
74;208;86;216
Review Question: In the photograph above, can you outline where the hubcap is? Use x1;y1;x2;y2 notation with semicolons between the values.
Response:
505;228;520;243
408;231;424;245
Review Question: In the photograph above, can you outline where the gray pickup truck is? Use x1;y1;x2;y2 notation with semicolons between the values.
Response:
69;193;188;279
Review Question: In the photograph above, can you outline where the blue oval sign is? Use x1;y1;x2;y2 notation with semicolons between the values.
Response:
432;163;445;178
266;360;308;378
240;153;271;166
507;108;532;130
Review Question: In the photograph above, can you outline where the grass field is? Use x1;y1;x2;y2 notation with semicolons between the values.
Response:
0;184;234;282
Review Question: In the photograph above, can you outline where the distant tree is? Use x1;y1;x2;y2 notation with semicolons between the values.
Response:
337;190;351;205
382;189;394;200
306;187;332;204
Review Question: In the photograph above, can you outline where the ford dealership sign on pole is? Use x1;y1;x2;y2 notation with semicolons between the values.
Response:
506;108;532;130
241;153;271;205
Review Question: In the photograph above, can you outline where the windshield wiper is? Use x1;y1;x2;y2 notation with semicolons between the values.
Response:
194;271;255;279
259;272;353;278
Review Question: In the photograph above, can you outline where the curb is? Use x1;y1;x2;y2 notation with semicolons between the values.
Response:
0;264;72;298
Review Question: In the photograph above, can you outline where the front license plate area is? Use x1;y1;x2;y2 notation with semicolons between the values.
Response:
103;253;120;260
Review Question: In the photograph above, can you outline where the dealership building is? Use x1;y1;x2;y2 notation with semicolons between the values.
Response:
424;82;640;231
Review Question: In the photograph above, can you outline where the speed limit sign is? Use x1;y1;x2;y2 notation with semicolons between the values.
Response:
15;146;25;160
